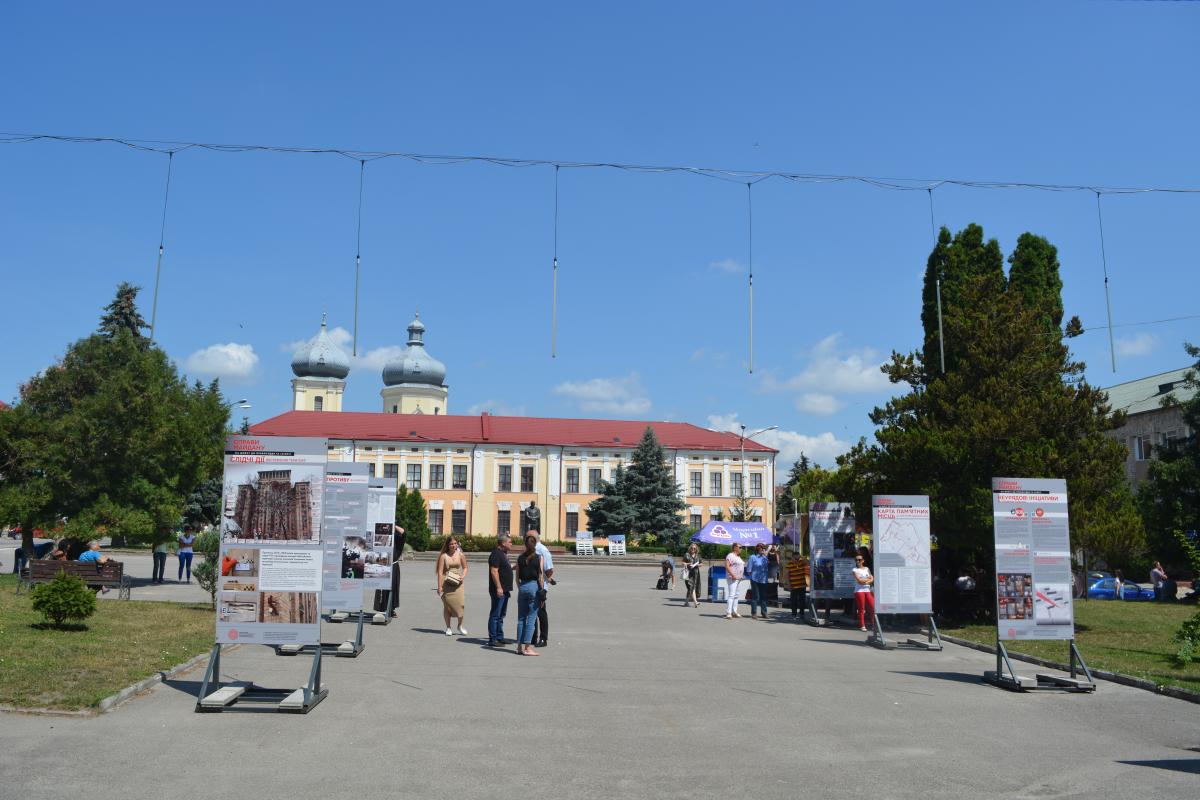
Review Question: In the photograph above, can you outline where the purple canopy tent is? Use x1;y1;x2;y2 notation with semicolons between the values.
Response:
690;521;774;546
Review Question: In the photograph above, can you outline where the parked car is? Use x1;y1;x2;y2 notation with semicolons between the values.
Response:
1087;577;1156;601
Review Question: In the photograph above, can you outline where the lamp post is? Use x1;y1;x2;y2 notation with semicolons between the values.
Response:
229;398;251;434
739;424;778;521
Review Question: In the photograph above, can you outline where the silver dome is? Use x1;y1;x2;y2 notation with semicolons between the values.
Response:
382;314;446;387
291;314;351;380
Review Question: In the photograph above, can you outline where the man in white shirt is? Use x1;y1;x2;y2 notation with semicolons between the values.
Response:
532;531;555;647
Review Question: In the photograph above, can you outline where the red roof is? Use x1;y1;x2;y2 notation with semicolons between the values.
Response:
249;411;776;454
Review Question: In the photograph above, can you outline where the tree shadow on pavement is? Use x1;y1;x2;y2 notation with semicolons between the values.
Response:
1116;759;1200;775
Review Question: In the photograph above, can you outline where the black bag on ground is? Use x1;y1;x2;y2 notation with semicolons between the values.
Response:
656;576;670;590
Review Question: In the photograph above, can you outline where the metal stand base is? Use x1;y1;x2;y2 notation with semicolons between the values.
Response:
277;610;365;658
805;597;827;626
195;643;327;713
870;614;944;650
983;639;1095;692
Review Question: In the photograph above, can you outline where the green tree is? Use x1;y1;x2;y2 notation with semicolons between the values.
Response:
182;477;223;530
777;453;811;515
623;427;687;548
396;484;432;551
585;465;637;538
192;528;221;609
98;282;149;339
855;225;1139;573
1007;232;1065;336
1138;343;1200;568
0;285;228;555
791;462;838;516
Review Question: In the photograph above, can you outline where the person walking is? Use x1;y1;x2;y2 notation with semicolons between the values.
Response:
683;543;702;607
747;543;770;619
487;533;513;647
515;534;545;656
1150;560;1169;602
531;531;554;648
767;543;780;583
151;539;168;584
177;527;196;583
724;543;746;619
1114;569;1125;601
436;535;469;636
853;553;875;631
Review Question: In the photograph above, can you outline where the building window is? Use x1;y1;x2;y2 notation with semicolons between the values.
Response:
566;512;579;538
1132;436;1152;461
710;472;722;497
368;463;376;478
383;463;399;480
690;513;702;529
428;509;444;534
429;464;445;490
750;473;763;497
521;466;534;492
392;405;398;413
566;468;580;493
452;464;468;489
406;464;422;489
690;472;703;497
730;472;743;497
497;509;511;536
313;396;323;411
588;468;602;494
451;509;467;534
498;465;513;492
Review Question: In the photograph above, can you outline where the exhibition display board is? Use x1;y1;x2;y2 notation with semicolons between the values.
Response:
216;435;326;646
364;477;398;590
991;477;1074;641
321;462;373;611
809;502;856;600
871;495;932;615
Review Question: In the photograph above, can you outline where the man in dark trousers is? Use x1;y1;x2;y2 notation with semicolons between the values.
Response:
531;531;555;647
373;525;405;617
487;533;513;647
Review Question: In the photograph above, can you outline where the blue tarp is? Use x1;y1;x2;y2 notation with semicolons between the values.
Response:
690;521;774;546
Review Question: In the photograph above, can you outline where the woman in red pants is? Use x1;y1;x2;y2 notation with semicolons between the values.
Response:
852;554;875;631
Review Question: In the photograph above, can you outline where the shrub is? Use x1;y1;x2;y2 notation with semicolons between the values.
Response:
192;528;220;609
30;571;98;627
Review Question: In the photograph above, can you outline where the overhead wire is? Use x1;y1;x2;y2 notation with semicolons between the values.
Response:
551;165;559;359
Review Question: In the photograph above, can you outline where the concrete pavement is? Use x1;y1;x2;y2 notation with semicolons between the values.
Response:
1;560;1197;799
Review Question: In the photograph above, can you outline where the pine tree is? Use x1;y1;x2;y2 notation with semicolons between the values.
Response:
585;465;636;538
778;453;811;515
98;282;149;339
1007;233;1064;335
623;427;687;546
395;485;433;551
920;224;1005;376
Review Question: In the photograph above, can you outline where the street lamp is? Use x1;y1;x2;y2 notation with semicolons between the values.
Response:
229;398;252;434
739;424;778;520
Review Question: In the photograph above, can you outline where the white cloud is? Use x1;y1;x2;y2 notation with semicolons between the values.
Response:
709;258;743;274
554;373;651;416
282;325;404;373
758;331;892;393
1115;332;1157;358
185;343;259;383
467;399;527;417
795;393;842;416
706;413;850;469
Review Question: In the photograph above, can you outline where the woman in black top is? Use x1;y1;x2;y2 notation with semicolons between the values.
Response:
515;534;544;656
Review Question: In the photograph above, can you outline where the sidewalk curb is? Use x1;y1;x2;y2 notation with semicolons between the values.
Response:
97;649;214;713
939;632;1200;705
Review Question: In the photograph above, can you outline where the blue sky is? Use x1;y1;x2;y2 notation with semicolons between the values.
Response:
3;2;1198;469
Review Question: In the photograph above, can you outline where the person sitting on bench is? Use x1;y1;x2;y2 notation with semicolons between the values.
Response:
78;541;112;593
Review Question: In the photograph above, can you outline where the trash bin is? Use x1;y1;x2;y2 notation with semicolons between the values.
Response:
708;565;727;602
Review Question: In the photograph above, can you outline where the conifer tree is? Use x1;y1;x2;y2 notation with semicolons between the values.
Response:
98;282;149;339
624;427;687;546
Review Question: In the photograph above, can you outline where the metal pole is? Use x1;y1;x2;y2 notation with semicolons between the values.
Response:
149;151;175;343
936;278;946;373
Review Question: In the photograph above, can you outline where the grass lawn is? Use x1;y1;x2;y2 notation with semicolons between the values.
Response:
0;574;214;710
943;600;1200;694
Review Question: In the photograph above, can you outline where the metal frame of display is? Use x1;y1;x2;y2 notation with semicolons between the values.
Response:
867;614;943;651
196;643;327;713
276;610;365;658
983;638;1096;692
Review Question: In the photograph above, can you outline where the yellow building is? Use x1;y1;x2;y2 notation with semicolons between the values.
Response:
274;315;776;541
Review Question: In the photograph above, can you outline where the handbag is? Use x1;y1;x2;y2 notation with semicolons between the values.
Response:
443;568;462;588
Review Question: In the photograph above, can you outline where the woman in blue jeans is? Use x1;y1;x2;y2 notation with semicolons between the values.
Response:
515;534;545;657
177;528;196;583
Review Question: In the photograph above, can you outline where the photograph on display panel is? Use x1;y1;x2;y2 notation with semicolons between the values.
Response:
220;436;326;544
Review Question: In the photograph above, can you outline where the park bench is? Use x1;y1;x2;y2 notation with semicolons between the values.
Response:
22;560;131;600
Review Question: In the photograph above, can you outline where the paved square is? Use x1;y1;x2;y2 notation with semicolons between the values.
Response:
2;560;1197;799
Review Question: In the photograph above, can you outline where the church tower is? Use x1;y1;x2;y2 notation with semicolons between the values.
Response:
381;312;449;415
290;313;350;412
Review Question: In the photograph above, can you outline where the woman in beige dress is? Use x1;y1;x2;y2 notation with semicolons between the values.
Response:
436;536;469;636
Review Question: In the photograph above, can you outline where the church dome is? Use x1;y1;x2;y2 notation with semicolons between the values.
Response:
291;314;351;380
382;313;447;387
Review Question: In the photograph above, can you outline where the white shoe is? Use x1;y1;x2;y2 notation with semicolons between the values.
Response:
732;612;742;618
457;626;468;636
724;614;732;619
445;627;453;636
860;626;868;632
